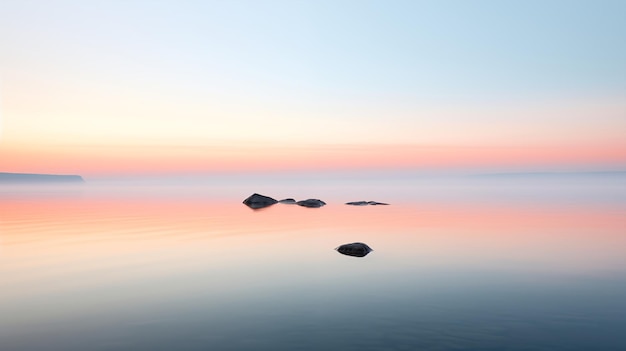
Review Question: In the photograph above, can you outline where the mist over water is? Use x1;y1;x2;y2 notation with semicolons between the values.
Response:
41;170;626;210
1;171;625;350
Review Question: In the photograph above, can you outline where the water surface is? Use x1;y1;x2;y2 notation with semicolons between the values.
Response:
1;174;625;350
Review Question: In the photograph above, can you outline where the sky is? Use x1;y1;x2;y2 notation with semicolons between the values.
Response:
0;0;625;176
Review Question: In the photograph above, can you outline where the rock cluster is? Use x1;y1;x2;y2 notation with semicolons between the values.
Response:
243;194;376;258
243;194;326;209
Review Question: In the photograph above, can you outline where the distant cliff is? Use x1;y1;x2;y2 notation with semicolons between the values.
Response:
0;172;85;183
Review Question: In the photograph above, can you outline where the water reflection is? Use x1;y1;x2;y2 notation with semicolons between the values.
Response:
1;178;625;350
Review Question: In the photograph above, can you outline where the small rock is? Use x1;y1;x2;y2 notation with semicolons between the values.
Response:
345;201;389;206
242;193;278;209
296;199;326;208
335;242;373;257
278;198;297;204
345;201;369;206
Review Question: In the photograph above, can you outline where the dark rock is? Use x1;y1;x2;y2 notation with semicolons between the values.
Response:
345;201;369;206
335;242;373;257
278;198;297;204
345;201;390;206
243;193;278;209
296;199;326;208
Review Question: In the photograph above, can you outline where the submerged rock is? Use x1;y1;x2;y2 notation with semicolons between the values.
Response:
345;201;389;206
345;201;369;206
335;242;373;257
243;193;278;209
296;199;326;208
278;198;297;204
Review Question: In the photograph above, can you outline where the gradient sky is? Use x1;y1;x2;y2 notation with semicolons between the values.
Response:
1;0;625;175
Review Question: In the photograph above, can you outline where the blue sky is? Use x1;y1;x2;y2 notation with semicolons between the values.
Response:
0;0;624;174
2;0;624;99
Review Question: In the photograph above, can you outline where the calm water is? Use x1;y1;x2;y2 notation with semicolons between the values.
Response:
1;174;625;350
